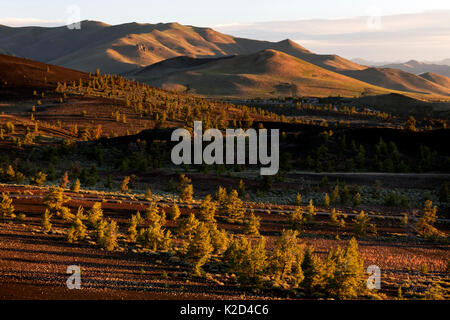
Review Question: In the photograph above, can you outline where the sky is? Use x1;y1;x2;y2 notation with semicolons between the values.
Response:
1;0;449;62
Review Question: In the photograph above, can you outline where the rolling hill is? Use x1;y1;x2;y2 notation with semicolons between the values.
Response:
419;72;450;89
0;20;365;75
128;49;391;98
0;21;448;99
381;60;450;78
341;67;450;97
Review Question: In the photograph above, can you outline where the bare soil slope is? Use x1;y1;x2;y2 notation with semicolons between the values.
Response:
129;49;391;98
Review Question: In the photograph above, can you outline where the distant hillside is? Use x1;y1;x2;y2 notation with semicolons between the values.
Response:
419;72;450;89
0;20;364;75
0;21;448;99
381;60;450;78
342;67;450;97
129;49;390;98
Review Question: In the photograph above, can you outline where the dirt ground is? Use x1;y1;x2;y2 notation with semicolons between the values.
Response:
0;186;448;300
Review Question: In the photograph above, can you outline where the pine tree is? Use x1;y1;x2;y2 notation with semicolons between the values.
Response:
31;171;47;186
301;247;326;295
244;210;261;236
0;193;15;219
224;236;268;286
416;200;445;240
186;223;214;276
97;219;119;251
120;176;130;193
214;186;228;205
289;207;305;231
60;171;70;188
177;213;200;241
70;179;81;193
353;211;376;237
305;199;316;222
208;223;229;255
295;193;302;205
43;187;72;220
330;208;345;228
331;185;340;205
145;188;152;201
180;184;194;202
197;195;216;222
67;207;87;243
42;209;52;233
168;204;181;221
138;221;172;252
144;200;164;226
237;180;246;197
271;230;305;287
220;189;245;223
323;193;330;207
353;192;361;207
105;175;113;189
324;237;365;299
87;202;103;229
128;213;139;242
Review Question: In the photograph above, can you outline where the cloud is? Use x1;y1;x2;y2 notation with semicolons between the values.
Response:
0;18;65;27
215;10;450;61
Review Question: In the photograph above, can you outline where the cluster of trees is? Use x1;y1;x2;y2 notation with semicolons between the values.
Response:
225;232;367;299
298;133;449;173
